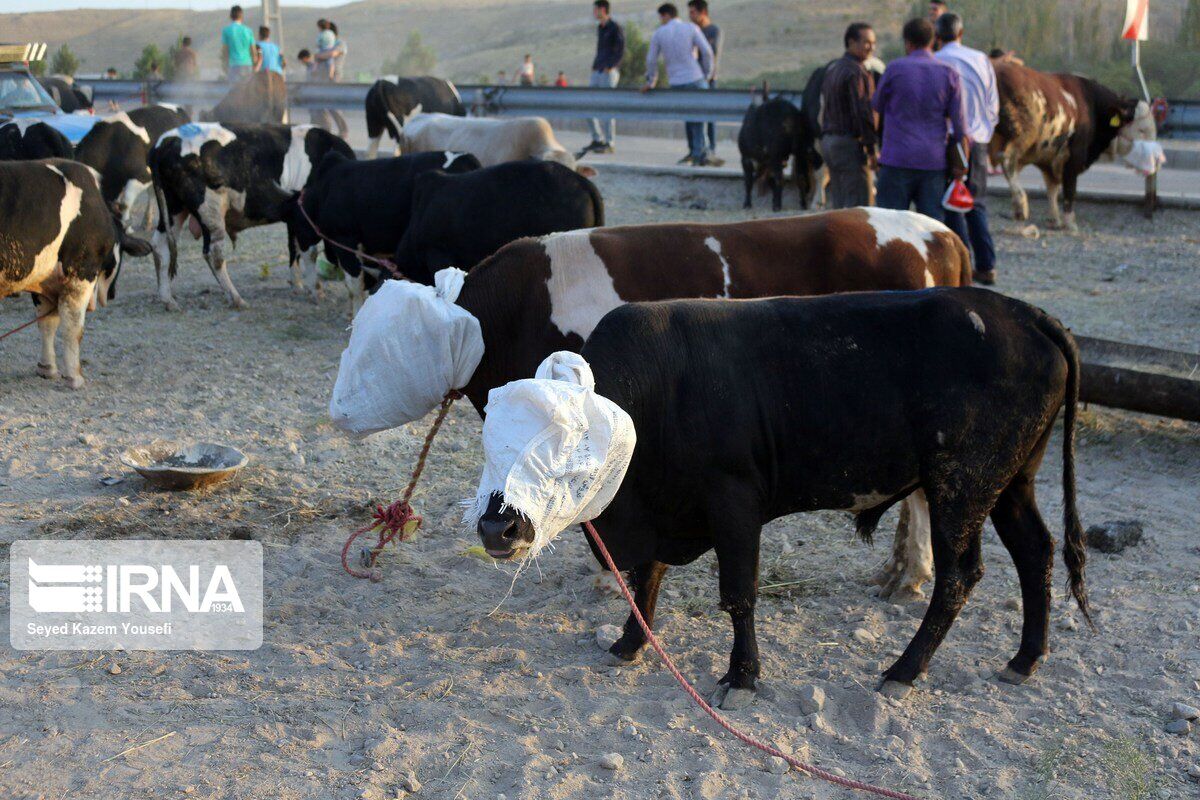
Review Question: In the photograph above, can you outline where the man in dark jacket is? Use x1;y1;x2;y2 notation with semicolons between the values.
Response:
820;22;878;208
585;0;625;154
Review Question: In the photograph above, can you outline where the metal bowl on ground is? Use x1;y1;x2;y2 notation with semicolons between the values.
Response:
119;441;249;490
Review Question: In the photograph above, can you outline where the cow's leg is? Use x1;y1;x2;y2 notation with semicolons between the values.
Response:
709;514;763;710
300;245;323;301
366;136;381;159
342;266;366;319
770;162;785;211
814;162;828;208
1002;149;1028;221
56;281;92;390
1041;166;1065;229
880;494;988;699
152;214;185;311
1061;166;1080;233
607;561;669;665
197;190;247;309
741;159;755;209
875;490;933;603
990;474;1053;685
34;293;60;380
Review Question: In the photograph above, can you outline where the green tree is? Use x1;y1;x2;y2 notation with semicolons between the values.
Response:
618;22;650;87
382;31;437;76
27;59;47;77
133;43;166;80
162;35;186;80
50;44;80;76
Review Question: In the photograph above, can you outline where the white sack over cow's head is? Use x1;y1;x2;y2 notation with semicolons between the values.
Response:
1103;100;1155;159
328;268;484;438
467;352;636;561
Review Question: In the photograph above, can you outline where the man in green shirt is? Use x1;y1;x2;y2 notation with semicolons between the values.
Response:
221;5;255;83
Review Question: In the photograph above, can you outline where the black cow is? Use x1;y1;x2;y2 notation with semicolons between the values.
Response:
39;77;92;113
128;104;192;141
737;93;811;211
282;149;480;315
0;159;151;388
0;121;74;160
364;77;465;158
394;159;605;285
477;288;1089;708
149;122;353;310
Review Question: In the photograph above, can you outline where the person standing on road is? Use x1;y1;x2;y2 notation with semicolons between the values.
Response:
871;18;967;222
220;5;256;83
820;22;878;209
312;20;350;141
584;0;624;154
687;0;722;160
935;12;998;284
642;3;715;167
518;54;536;86
256;26;285;75
174;36;199;81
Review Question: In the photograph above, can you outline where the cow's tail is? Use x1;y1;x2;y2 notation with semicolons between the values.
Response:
148;146;177;279
953;231;973;286
1037;314;1092;629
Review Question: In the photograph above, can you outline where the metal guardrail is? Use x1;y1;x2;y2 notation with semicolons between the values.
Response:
82;79;1199;138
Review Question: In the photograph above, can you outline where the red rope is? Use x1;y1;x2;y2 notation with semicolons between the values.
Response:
582;520;923;800
296;189;402;278
341;391;461;580
0;311;51;343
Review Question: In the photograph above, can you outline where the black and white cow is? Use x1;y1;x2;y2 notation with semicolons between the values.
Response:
0;120;74;160
282;149;480;314
148;122;353;310
393;159;605;285
39;76;93;113
0;159;151;388
477;288;1089;708
364;77;465;158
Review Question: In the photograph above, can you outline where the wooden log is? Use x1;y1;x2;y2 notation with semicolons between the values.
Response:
1079;364;1200;422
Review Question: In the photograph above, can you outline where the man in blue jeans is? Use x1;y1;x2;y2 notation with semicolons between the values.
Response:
584;0;624;154
935;12;999;284
642;3;715;167
871;17;967;221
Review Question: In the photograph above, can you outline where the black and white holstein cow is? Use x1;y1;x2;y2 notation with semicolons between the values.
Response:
149;122;353;310
0;160;151;388
399;113;597;176
75;106;191;231
393;159;605;285
283;149;481;314
0;120;74;160
476;289;1090;708
364;77;465;159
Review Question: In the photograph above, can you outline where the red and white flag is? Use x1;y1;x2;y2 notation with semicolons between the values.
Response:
1123;0;1149;41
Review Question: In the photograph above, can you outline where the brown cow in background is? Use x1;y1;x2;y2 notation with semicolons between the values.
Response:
990;63;1148;231
204;72;287;124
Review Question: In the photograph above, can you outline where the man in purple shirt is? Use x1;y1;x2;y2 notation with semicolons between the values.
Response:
871;18;968;222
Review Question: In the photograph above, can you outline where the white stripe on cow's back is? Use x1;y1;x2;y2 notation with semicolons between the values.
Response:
443;151;466;169
542;229;622;341
35;165;84;277
862;207;948;261
157;122;237;156
106;111;151;145
703;236;732;298
280;125;316;192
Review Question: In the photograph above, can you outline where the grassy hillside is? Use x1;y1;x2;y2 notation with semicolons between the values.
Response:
2;0;1194;95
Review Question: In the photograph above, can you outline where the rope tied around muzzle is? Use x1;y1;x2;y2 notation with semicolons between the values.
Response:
296;188;403;279
341;390;461;580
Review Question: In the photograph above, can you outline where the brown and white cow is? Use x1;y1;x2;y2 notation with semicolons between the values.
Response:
990;63;1146;231
398;113;596;176
331;207;971;600
0;160;150;388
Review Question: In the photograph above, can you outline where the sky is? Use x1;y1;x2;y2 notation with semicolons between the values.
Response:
4;0;349;10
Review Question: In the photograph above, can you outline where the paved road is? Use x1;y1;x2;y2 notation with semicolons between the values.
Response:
329;112;1196;205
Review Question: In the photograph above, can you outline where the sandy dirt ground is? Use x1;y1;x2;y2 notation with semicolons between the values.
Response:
1;172;1198;800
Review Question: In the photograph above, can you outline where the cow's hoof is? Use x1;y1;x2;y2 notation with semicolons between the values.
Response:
604;649;640;667
37;363;59;380
230;299;249;311
709;681;756;711
996;666;1033;685
877;680;914;701
883;584;927;605
163;300;181;312
62;374;85;391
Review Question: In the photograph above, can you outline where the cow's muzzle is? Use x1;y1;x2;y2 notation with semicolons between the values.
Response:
476;494;535;559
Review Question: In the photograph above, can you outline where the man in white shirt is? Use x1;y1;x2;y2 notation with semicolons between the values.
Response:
642;3;715;166
935;12;999;284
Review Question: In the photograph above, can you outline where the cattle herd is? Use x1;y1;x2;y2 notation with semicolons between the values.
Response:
0;60;1157;709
